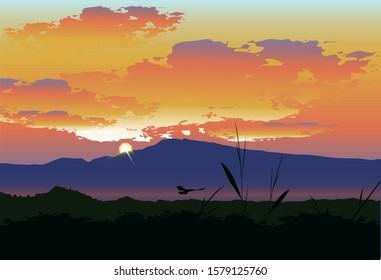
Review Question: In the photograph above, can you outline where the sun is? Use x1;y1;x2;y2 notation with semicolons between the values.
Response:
119;143;133;154
118;142;136;166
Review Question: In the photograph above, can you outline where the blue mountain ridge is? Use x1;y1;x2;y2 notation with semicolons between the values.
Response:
0;139;380;200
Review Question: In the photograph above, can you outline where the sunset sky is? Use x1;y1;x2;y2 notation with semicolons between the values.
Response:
1;0;380;163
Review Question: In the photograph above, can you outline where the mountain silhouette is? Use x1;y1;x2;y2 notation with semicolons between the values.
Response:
0;139;380;200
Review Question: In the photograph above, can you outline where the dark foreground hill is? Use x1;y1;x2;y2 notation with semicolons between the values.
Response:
0;187;379;260
1;212;379;260
0;139;380;200
0;186;379;225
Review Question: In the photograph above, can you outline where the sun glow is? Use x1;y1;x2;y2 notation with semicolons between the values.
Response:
118;143;135;166
119;143;133;154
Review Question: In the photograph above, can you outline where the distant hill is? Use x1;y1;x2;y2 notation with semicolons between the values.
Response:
0;139;380;200
0;186;379;226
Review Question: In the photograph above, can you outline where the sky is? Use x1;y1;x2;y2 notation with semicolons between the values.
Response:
1;0;381;163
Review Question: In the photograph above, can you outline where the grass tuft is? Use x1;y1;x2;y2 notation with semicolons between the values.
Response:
310;196;321;214
269;190;289;214
264;156;289;223
221;122;250;216
200;186;224;216
352;181;380;220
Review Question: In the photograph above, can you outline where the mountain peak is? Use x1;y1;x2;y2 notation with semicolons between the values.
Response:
147;138;228;151
36;186;98;202
49;186;74;193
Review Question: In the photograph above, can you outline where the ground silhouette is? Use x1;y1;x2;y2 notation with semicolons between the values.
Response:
0;211;379;260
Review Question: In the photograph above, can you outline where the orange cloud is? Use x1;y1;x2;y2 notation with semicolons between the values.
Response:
59;38;374;134
140;118;332;143
251;39;370;82
143;39;371;83
117;39;374;113
138;112;380;159
0;78;159;133
61;39;374;106
4;6;184;49
2;110;116;128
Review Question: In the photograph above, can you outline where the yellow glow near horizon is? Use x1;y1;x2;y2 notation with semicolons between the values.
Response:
118;143;133;154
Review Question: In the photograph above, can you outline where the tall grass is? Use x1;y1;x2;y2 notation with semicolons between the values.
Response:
221;123;249;216
308;181;380;219
221;123;289;218
263;156;289;224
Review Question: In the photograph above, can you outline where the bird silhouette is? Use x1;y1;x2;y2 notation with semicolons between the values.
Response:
177;185;206;195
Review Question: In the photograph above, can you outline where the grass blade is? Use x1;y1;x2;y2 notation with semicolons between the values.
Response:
269;190;289;214
244;185;249;215
205;187;224;208
310;196;321;214
201;187;223;212
221;162;242;199
236;144;241;167
269;168;273;200
200;197;206;212
242;140;247;170
234;122;244;197
266;168;274;223
359;188;363;207
235;122;242;170
272;156;284;191
363;181;380;203
234;122;241;151
352;181;380;220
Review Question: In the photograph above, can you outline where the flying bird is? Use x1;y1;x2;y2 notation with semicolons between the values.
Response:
177;185;206;195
